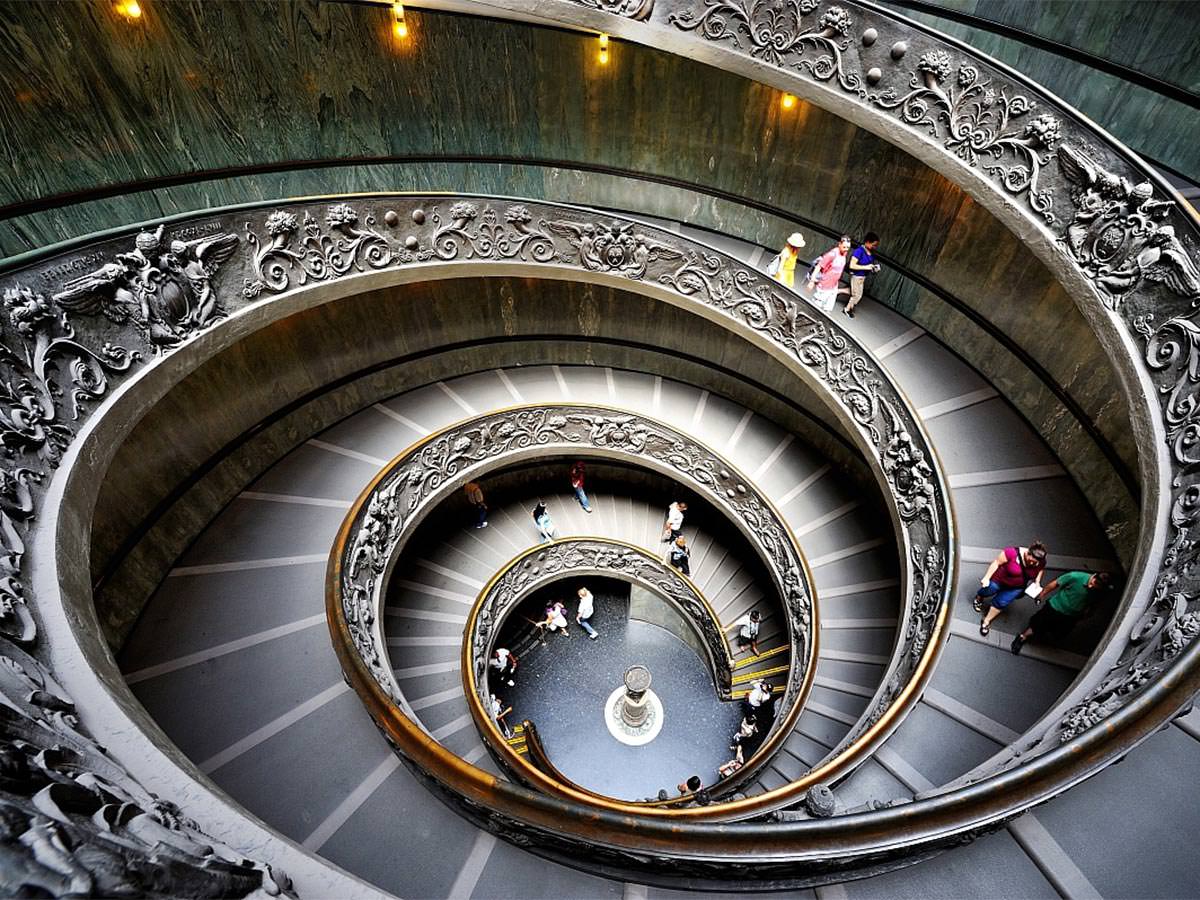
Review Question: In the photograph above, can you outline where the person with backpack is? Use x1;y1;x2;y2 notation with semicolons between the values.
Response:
767;233;807;288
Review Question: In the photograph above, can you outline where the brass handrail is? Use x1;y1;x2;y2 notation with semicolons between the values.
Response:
331;403;825;818
459;536;795;803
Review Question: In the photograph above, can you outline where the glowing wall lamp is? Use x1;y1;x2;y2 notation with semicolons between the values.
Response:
114;0;142;19
781;92;797;110
597;33;609;65
392;2;408;39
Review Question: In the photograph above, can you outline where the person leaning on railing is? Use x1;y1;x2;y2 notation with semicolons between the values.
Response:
1010;571;1114;655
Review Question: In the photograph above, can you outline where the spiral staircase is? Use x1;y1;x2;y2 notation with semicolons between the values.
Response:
2;0;1199;898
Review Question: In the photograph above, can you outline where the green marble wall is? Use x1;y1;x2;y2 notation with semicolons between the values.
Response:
918;0;1198;92
892;0;1199;178
0;0;1138;541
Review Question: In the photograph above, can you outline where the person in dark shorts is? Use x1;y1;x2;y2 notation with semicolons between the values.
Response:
1011;571;1112;654
668;535;691;576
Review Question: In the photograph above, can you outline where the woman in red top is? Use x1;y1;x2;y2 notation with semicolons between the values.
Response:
569;460;592;513
973;541;1047;636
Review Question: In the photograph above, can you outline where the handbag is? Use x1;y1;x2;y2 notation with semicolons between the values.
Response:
766;253;782;277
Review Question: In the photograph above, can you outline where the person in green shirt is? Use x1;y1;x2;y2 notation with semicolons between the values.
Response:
1011;571;1112;654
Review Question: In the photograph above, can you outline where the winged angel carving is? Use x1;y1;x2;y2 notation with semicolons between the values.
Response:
545;219;682;279
52;225;239;351
1057;144;1200;308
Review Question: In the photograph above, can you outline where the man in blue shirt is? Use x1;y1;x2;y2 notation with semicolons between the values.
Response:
843;232;881;319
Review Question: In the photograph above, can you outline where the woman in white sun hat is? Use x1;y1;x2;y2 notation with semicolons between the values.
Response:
767;232;806;288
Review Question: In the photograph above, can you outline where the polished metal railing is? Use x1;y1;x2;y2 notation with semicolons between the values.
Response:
10;192;953;880
461;537;770;803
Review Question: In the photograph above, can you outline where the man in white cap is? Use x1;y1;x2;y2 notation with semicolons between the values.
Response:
767;232;806;288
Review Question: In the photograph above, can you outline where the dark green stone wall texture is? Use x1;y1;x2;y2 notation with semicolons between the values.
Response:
890;0;1200;179
0;0;1138;545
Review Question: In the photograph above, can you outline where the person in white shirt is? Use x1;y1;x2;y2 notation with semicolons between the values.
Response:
575;586;599;640
725;609;762;656
662;500;688;542
490;693;513;738
489;647;517;686
741;679;774;719
540;601;570;637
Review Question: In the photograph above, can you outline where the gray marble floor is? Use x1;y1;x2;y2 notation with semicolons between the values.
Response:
500;583;742;800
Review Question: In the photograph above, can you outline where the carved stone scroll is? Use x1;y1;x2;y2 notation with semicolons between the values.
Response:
336;405;814;726
3;193;957;877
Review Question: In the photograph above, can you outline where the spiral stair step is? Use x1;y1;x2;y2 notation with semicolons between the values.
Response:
118;286;1123;893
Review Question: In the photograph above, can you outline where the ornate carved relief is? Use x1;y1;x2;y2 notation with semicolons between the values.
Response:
547;218;683;277
670;1;864;94
427;203;558;263
1058;144;1200;308
465;538;733;715
53;225;239;351
243;205;391;297
0;639;293;897
574;0;654;20
0;284;139;648
874;55;1057;222
337;406;815;711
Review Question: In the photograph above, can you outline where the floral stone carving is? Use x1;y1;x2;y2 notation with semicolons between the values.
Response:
467;538;733;711
338;406;814;712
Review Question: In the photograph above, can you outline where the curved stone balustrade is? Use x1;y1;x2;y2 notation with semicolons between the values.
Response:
452;0;1200;763
461;537;777;798
7;193;954;880
0;0;1190;883
465;536;736;710
332;406;817;809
